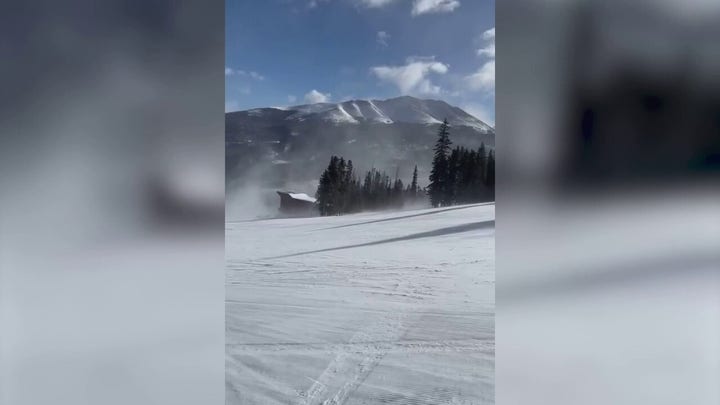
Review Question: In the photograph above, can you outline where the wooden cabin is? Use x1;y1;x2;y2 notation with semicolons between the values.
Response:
276;191;317;216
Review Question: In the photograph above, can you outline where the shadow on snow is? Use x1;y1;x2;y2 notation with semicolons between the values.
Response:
260;220;495;260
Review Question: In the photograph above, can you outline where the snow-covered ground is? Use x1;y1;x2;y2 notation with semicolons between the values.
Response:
226;203;495;405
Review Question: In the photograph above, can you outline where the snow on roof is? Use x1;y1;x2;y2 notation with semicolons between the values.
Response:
284;192;317;203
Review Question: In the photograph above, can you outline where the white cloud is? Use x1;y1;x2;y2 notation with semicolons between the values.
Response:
309;0;401;10
465;60;494;91
477;27;495;58
371;57;448;95
466;26;495;92
482;27;495;40
304;89;332;103
248;71;265;81
411;0;460;16
308;0;331;8
360;0;399;7
225;67;265;81
377;31;390;47
477;43;495;58
287;95;297;103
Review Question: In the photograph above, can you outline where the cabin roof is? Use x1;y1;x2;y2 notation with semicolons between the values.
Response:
277;191;317;203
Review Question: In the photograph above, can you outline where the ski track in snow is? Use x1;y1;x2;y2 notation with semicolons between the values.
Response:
226;203;495;405
333;104;359;124
368;100;393;123
350;102;363;118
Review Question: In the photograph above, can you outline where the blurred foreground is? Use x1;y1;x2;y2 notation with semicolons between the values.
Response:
497;0;719;403
0;1;225;404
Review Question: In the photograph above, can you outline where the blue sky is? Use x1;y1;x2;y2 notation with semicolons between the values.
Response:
226;0;494;125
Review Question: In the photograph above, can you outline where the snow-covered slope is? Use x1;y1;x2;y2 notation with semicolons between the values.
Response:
280;96;492;131
226;203;495;405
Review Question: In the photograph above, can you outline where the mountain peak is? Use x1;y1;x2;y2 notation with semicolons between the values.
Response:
268;96;493;131
381;95;420;101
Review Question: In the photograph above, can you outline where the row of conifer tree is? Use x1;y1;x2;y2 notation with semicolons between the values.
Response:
428;119;494;207
315;156;423;216
314;118;494;215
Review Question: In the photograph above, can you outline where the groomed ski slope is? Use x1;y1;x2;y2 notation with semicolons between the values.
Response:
226;203;495;405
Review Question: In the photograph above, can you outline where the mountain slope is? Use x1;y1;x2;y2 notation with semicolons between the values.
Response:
226;203;495;404
238;96;492;131
226;96;494;194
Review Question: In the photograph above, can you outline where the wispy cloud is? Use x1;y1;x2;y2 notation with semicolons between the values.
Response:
310;0;460;16
465;60;494;91
248;71;265;81
411;0;460;16
287;95;297;104
377;31;391;47
225;67;265;81
371;56;448;95
477;43;495;58
359;0;400;7
308;0;331;8
481;27;495;40
476;27;495;58
304;89;332;103
465;26;495;92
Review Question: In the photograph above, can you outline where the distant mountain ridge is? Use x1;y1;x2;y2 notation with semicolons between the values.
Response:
237;96;493;132
226;96;495;196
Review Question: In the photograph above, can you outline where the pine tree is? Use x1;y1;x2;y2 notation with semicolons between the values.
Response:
485;150;495;198
316;156;339;215
393;178;404;208
316;171;328;215
344;160;354;212
345;160;354;187
336;157;346;213
317;156;433;214
410;165;419;198
447;147;462;205
478;143;486;168
428;119;452;207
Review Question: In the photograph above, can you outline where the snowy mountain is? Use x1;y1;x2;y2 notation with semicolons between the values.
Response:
226;96;494;194
239;96;492;131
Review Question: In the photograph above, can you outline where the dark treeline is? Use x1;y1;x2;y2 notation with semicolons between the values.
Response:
428;119;494;207
315;156;423;216
314;118;494;215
